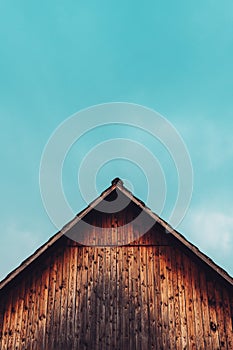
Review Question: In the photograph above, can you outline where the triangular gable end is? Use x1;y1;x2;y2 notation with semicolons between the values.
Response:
0;178;232;291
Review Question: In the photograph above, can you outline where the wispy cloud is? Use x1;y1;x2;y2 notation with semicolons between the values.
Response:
181;207;233;275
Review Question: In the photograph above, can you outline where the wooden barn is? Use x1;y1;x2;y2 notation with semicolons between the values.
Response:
0;178;232;349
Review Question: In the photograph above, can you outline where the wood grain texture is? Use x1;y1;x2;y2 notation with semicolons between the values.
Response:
0;205;232;349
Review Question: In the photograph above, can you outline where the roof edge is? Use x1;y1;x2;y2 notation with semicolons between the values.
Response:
1;178;232;290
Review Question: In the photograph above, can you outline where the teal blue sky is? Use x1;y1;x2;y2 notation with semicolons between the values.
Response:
0;1;233;279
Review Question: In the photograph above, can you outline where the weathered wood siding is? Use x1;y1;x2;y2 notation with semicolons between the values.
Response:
0;204;233;349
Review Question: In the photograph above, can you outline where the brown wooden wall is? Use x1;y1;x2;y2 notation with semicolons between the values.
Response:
0;206;233;349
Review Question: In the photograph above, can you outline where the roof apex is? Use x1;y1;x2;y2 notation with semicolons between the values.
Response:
111;177;124;187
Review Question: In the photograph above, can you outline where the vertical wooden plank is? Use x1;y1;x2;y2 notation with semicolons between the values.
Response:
0;296;4;348
159;245;169;349
121;211;127;246
117;215;122;247
176;250;188;349
7;288;18;349
127;222;133;348
111;246;118;349
215;282;227;349
20;276;30;350
222;288;233;349
86;246;94;348
37;258;50;350
74;247;83;349
45;252;57;350
34;273;43;349
80;246;88;349
183;253;196;349
53;247;63;350
105;245;111;349
128;245;136;350
1;290;12;350
90;212;98;346
135;245;142;350
166;246;176;349
108;217;114;348
91;247;98;350
147;245;156;349
27;273;38;350
116;245;123;350
97;213;103;246
140;246;149;349
59;243;70;348
14;280;25;350
170;245;182;350
229;292;233;350
107;215;112;246
207;277;220;349
199;270;213;349
145;244;151;350
66;245;77;349
91;213;96;246
153;245;162;350
94;247;102;350
32;270;41;350
98;247;106;350
111;214;118;246
190;260;205;350
122;246;129;349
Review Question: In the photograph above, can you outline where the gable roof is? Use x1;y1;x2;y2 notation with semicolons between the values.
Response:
0;178;233;290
